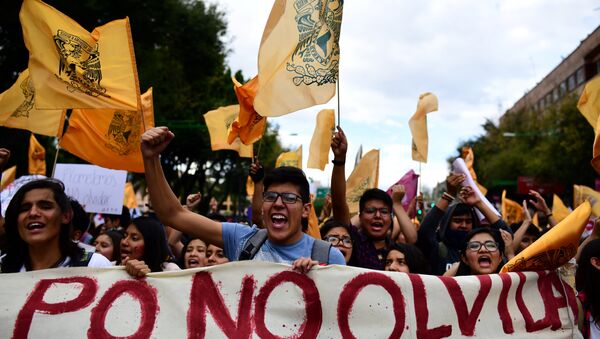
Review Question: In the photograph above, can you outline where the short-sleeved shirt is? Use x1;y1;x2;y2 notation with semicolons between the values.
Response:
18;252;112;272
222;223;346;265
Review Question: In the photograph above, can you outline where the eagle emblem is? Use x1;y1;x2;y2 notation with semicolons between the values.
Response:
12;76;35;118
54;29;108;97
286;0;343;86
106;111;140;156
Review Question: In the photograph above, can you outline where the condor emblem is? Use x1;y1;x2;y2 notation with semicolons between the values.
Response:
12;76;35;118
54;29;108;97
105;111;140;156
287;0;343;86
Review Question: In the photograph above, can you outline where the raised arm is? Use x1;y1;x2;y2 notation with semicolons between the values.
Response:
528;190;557;228
249;160;265;228
510;200;532;255
141;127;223;247
390;185;418;244
330;126;351;225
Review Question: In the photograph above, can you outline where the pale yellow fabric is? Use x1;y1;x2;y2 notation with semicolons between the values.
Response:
20;0;140;111
346;149;379;214
501;190;523;225
552;194;570;223
228;76;266;145
461;146;487;195
59;88;155;173
307;109;335;170
501;202;590;272
409;92;438;163
203;105;253;158
276;146;302;169
577;76;600;173
0;69;65;136
123;182;137;209
573;184;600;217
254;0;343;117
28;134;46;175
306;194;321;240
1;166;17;190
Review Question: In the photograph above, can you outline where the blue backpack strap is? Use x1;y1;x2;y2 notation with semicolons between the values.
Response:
311;239;332;264
238;229;268;261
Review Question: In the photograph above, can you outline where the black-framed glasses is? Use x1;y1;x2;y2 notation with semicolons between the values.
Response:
466;241;499;252
324;235;353;248
262;191;302;204
362;207;390;216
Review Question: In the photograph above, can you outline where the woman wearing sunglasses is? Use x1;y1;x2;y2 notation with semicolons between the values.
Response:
455;228;505;276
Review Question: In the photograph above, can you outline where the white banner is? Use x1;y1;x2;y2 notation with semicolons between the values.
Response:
0;262;581;338
53;164;126;214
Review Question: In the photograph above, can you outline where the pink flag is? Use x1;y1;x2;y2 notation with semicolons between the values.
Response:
386;169;419;215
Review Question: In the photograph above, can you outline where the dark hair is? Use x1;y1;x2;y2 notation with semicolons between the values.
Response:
2;178;83;272
576;238;600;324
263;166;310;203
105;205;131;228
94;230;123;263
359;188;393;213
179;237;207;268
69;198;90;236
456;227;505;276
451;203;475;218
207;213;227;222
387;243;430;274
128;217;172;272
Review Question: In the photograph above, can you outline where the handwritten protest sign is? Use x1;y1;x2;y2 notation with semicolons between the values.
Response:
0;262;581;338
53;164;126;214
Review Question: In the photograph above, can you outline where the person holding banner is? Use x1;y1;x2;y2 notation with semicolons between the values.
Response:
122;216;180;276
140;127;345;270
417;176;512;275
1;178;112;272
455;228;506;276
384;243;429;274
92;230;123;264
576;238;600;338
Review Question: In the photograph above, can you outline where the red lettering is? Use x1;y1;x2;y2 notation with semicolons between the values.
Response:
88;280;158;338
408;274;451;338
497;273;514;334
439;275;491;336
516;272;552;332
187;272;254;339
338;272;405;339
13;277;97;339
254;271;322;339
538;271;579;331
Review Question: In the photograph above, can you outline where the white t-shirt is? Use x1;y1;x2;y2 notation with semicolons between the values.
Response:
591;316;600;339
19;252;112;272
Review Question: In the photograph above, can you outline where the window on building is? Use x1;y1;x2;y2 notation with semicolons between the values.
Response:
577;68;585;85
568;74;576;91
552;88;559;102
546;94;552;106
559;81;567;97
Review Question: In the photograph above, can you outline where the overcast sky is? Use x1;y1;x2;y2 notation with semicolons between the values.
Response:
209;0;600;192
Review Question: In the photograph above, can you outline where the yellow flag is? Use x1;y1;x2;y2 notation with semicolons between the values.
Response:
577;76;600;129
461;146;487;195
307;109;335;170
306;195;321;240
123;182;137;209
501;190;524;225
20;0;140;111
28;134;46;175
573;184;600;217
0;69;65;136
552;194;570;223
276;146;302;168
532;212;541;231
59;88;155;173
227;76;267;145
501;201;591;272
203;105;253;158
409;92;438;163
346;149;379;214
253;0;343;117
1;166;17;190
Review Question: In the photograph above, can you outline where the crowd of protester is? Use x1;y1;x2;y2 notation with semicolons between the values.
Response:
0;125;599;336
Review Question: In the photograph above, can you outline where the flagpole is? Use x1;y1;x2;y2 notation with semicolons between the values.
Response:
418;161;422;195
51;141;60;178
255;138;263;163
336;79;341;126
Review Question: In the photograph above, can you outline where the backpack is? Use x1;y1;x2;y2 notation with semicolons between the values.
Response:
71;251;94;267
238;229;332;264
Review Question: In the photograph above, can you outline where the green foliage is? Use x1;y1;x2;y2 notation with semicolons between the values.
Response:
456;95;595;193
0;0;286;217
